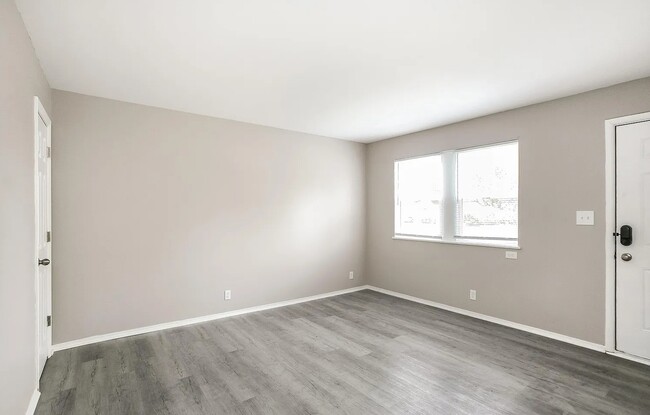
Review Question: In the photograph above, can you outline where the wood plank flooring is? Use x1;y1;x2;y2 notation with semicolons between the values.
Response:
36;290;650;414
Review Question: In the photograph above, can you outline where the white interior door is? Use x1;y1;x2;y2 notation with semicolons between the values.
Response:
616;120;650;360
35;97;52;378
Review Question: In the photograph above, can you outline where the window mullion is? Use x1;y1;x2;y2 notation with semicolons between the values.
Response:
441;151;457;241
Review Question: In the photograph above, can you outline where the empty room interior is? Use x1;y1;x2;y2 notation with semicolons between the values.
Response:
3;0;650;414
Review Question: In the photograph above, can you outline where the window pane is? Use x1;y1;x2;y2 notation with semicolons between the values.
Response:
395;155;443;237
456;142;518;239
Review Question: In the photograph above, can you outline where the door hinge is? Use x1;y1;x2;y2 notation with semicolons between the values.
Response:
46;231;51;242
46;315;52;327
47;147;51;158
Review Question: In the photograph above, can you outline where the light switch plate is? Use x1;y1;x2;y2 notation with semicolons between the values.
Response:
576;211;595;226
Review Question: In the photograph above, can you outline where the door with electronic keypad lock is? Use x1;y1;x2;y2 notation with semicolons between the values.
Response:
35;97;52;379
616;120;650;360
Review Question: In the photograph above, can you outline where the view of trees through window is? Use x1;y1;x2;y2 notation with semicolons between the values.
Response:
395;141;518;243
456;142;518;240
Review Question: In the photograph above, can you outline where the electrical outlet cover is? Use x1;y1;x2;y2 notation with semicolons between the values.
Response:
505;251;518;259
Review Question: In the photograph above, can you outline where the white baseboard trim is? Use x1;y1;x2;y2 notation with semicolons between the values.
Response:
51;285;371;353
25;388;40;415
51;283;650;367
365;285;606;353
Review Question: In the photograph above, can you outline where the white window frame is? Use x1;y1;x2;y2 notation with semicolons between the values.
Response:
393;140;519;249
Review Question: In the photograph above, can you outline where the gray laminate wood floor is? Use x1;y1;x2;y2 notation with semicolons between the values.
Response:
36;290;650;414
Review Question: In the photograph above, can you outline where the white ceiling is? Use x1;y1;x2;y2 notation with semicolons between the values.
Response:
16;0;650;143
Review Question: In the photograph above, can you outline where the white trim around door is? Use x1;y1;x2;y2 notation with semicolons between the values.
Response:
604;111;650;362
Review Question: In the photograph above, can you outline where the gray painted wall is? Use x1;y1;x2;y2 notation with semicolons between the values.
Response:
0;0;52;413
366;77;650;345
51;78;650;348
51;90;366;344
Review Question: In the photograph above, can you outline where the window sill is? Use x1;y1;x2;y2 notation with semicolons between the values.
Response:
392;235;520;250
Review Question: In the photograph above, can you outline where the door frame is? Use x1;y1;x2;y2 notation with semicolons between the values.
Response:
33;96;52;386
604;111;650;361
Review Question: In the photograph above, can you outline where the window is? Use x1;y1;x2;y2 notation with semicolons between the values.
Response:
394;141;518;247
394;155;443;238
456;142;518;241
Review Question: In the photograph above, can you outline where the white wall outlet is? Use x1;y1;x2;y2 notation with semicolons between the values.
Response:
349;271;354;280
469;289;477;301
505;251;518;260
224;290;231;300
576;210;594;226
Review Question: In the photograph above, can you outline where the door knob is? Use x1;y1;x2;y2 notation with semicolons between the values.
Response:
621;253;632;262
38;258;50;266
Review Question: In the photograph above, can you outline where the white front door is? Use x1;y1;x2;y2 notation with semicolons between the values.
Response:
616;119;650;360
35;97;52;378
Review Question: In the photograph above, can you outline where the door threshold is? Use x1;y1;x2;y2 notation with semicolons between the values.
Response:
607;350;650;367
